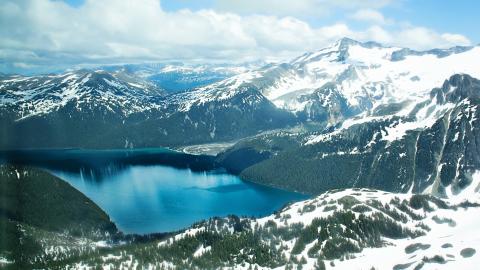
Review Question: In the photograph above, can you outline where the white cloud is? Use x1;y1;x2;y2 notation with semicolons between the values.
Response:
441;33;471;46
351;9;390;25
0;0;473;73
347;25;471;50
363;25;393;43
212;0;395;17
394;27;471;49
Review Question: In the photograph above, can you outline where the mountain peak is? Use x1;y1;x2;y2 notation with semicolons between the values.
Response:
335;37;360;47
334;37;384;50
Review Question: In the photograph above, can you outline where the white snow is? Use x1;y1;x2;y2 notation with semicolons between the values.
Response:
193;245;211;257
305;115;387;145
0;257;12;265
0;70;165;119
127;82;144;88
103;78;123;88
60;73;78;84
446;170;480;203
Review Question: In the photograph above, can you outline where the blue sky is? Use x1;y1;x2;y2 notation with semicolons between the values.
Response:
382;0;478;42
63;0;480;43
1;0;478;74
166;0;478;38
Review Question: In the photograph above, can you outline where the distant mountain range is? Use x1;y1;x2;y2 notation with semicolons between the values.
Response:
0;68;293;149
102;62;264;93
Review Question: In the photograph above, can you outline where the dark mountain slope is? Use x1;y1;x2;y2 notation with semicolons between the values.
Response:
0;164;118;268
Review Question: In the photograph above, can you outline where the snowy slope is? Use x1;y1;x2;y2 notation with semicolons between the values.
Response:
2;38;479;127
267;189;480;270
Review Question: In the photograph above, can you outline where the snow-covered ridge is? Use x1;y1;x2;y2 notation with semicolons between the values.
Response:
0;70;164;119
204;38;480;116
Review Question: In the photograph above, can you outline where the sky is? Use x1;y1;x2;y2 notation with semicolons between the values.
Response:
0;0;478;74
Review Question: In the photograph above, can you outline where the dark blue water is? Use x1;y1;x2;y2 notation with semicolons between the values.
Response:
52;165;307;234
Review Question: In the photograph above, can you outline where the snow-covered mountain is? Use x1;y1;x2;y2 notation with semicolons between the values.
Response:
156;188;480;270
203;38;480;123
219;73;480;199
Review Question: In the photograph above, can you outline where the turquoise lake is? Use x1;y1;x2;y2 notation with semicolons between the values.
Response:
52;164;307;234
1;148;307;234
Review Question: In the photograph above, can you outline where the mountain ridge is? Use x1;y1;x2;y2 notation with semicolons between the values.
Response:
219;74;480;200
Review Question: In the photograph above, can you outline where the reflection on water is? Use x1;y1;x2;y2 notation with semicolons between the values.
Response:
0;148;217;181
52;165;307;234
